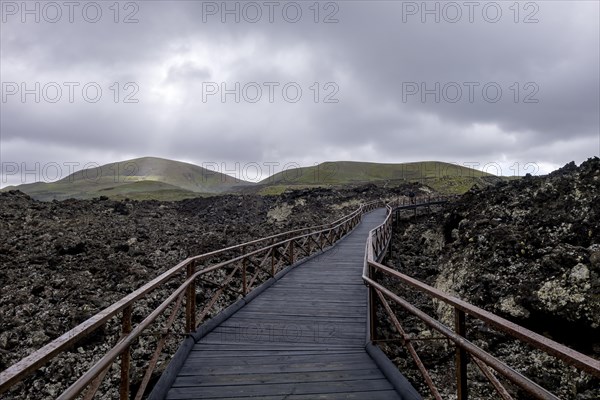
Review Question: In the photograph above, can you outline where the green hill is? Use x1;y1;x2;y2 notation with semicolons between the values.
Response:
3;159;504;200
3;157;252;201
256;161;498;195
259;161;491;185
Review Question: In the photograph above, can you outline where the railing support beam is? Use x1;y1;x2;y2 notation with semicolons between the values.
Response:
369;266;378;341
119;305;133;400
242;249;248;295
270;239;276;276
289;240;295;265
185;261;196;332
455;308;468;399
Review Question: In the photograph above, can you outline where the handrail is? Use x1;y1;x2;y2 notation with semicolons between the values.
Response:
0;200;380;398
363;198;600;399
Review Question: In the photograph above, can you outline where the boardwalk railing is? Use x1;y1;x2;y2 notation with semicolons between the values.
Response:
0;201;381;399
363;198;600;399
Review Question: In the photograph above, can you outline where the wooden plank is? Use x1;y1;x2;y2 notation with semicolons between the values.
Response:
177;361;379;376
253;293;367;300
166;379;395;398
182;353;372;366
235;310;366;317
210;322;366;333
238;305;365;312
173;368;386;386
191;348;362;354
293;279;363;282
269;284;362;289
245;299;367;306
259;288;366;295
222;318;365;326
217;322;366;332
205;331;365;345
214;321;365;332
265;285;365;291
243;302;366;307
238;305;366;312
193;342;360;350
241;300;366;307
188;349;365;358
230;310;366;319
232;311;365;318
242;301;367;309
172;390;401;400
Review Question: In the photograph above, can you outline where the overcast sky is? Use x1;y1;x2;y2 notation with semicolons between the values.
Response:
1;0;599;186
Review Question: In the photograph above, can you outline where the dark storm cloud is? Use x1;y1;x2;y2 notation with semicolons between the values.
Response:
1;0;598;186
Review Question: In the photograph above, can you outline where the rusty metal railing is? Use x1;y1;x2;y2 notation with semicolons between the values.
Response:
0;200;381;399
363;198;600;399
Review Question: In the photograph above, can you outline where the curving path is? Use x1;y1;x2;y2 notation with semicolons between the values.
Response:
158;209;420;399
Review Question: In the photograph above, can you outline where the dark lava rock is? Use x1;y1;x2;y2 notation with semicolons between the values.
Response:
381;157;600;399
0;182;427;399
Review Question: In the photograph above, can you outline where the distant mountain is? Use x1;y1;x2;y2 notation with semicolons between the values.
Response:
2;157;253;201
257;161;499;195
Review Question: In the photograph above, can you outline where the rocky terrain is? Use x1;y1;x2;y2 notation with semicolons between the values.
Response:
5;155;597;399
0;182;424;399
379;157;600;399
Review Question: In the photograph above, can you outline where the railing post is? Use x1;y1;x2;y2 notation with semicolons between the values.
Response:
455;308;468;400
369;265;378;342
119;305;132;400
289;239;295;264
242;247;248;295
186;261;196;332
271;239;276;276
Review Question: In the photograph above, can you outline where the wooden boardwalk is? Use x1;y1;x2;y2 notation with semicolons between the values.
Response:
162;209;419;399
